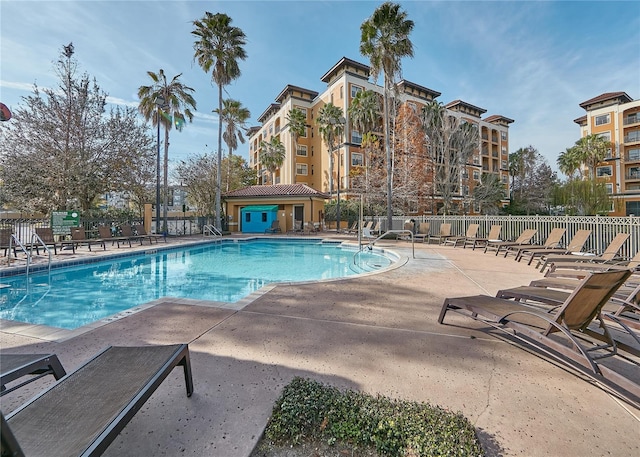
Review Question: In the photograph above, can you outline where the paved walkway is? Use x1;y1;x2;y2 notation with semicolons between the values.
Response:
1;235;638;456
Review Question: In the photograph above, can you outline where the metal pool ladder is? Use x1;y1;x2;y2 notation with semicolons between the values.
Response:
203;224;223;237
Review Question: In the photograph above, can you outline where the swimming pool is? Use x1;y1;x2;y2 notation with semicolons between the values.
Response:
0;239;394;330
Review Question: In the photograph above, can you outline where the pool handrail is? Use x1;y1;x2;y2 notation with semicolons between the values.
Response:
356;229;414;263
203;225;222;237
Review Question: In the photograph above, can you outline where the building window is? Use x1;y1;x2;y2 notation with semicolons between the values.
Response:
501;146;507;155
296;163;308;176
351;85;363;98
351;130;362;145
605;183;613;194
472;156;480;165
595;113;610;126
501;159;507;169
598;131;611;141
501;174;508;183
462;185;469;196
351;153;364;167
296;145;308;157
340;85;343;99
596;165;612;177
501;131;507;141
628;148;640;161
473;170;480;180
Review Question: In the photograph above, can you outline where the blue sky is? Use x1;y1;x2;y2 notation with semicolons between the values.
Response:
1;0;639;179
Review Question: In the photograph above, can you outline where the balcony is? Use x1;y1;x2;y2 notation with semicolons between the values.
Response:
626;149;640;162
624;132;640;144
624;114;640;126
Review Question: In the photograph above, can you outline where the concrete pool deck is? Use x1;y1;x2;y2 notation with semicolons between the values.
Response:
0;234;638;456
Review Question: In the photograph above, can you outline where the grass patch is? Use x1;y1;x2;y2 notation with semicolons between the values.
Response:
257;377;484;457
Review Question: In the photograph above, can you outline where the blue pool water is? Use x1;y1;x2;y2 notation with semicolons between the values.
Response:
0;239;393;330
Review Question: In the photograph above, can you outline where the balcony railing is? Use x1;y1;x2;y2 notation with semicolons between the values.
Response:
624;133;640;143
624;114;639;125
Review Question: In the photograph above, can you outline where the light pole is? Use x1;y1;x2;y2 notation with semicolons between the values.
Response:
154;95;165;234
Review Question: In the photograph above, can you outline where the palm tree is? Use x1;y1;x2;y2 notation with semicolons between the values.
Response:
348;89;381;202
360;1;414;230
138;69;196;234
316;103;345;197
260;137;286;184
557;147;582;180
285;107;307;183
214;99;250;192
192;12;247;230
572;134;612;179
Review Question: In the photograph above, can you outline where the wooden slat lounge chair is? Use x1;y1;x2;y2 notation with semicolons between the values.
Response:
133;224;165;243
69;227;105;252
427;223;452;245
1;353;66;397
539;232;630;272
509;227;565;261
1;344;193;457
443;224;479;247
484;228;537;256
519;229;592;266
98;226;132;248
439;269;639;408
465;224;501;250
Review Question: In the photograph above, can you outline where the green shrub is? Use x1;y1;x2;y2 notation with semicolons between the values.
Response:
264;377;484;457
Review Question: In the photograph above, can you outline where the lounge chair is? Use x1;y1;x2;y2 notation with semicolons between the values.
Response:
439;269;639;408
413;222;430;243
346;221;359;234
484;228;537;256
1;344;193;457
98;226;132;248
119;224;144;245
0;228;20;257
508;227;566;260
70;227;105;252
288;220;303;235
265;220;281;234
539;232;630;272
34;227;75;255
519;229;592;266
133;224;165;243
465;224;501;250
305;221;319;235
1;353;66;397
443;224;479;247
427;223;452;245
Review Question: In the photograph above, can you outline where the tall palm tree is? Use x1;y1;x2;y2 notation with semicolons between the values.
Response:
214;98;250;192
285;107;307;183
557;146;582;179
348;89;380;200
260;137;286;184
360;1;414;230
192;12;247;230
316;103;345;197
138;69;196;234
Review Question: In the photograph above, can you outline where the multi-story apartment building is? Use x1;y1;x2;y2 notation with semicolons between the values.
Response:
574;92;640;216
248;57;513;215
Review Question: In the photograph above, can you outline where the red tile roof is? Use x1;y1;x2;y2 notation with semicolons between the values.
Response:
579;92;633;109
224;184;329;199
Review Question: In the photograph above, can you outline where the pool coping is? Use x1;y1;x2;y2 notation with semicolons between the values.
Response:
0;236;407;342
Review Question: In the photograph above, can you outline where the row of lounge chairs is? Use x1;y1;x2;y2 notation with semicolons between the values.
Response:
1;344;193;456
3;224;165;256
439;268;640;409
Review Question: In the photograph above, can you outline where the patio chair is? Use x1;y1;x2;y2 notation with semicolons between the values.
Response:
413;222;431;243
98;226;132;248
443;224;479;247
34;227;76;255
133;224;165;243
1;353;66;397
508;227;566;260
288;220;303;235
465;224;501;250
518;229;592;266
484;228;537;256
439;269;639;408
70;227;105;252
1;344;193;457
0;228;20;257
427;223;452;244
119;224;144;245
539;232;630;272
265;220;281;234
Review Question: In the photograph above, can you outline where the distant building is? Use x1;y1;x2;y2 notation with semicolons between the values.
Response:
575;92;640;215
248;57;513;215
